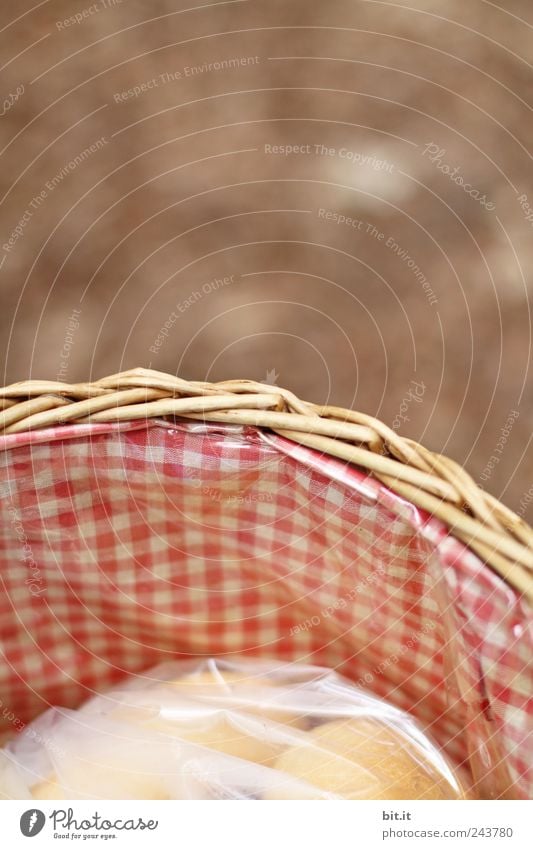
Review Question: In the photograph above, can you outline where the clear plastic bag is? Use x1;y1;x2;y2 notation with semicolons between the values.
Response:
0;658;468;800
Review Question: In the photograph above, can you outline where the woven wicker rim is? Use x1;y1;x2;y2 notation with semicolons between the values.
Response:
1;367;532;603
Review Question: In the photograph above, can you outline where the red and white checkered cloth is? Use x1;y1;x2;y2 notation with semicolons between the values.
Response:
0;420;531;797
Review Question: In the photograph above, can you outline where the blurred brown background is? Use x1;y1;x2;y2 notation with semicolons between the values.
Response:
0;0;532;515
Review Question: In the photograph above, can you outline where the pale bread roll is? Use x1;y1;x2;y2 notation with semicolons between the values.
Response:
266;718;465;800
170;669;306;728
142;667;307;764
73;668;303;772
32;771;170;800
30;730;173;800
147;714;281;766
32;779;67;800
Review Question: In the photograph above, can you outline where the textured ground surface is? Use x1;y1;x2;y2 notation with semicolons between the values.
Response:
0;0;532;515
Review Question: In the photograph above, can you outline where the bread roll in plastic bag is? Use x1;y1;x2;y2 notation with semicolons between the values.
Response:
0;658;469;800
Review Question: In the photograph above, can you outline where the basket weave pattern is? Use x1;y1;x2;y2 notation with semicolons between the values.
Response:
1;367;532;601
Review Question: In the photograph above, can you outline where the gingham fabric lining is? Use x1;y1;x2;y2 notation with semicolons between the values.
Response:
0;420;531;798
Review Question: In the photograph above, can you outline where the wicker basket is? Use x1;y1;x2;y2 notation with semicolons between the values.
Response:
0;368;532;799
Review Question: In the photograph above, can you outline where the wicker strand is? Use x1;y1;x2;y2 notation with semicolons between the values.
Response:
0;367;531;603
